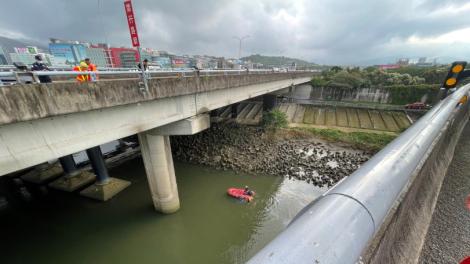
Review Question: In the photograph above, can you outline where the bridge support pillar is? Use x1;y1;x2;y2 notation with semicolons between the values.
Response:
231;103;239;118
263;94;277;111
49;155;96;191
138;114;210;214
139;133;180;214
59;155;78;175
80;146;130;201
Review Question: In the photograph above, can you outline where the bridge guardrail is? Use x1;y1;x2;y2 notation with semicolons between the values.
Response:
0;68;316;85
247;83;470;264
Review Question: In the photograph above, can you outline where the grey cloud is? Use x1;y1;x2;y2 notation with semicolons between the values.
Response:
1;0;470;65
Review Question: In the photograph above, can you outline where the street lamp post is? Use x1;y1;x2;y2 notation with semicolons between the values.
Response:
233;35;250;60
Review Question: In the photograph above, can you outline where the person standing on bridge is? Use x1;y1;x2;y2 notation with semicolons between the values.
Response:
137;59;150;81
85;58;98;82
31;55;52;83
73;61;90;83
137;58;149;71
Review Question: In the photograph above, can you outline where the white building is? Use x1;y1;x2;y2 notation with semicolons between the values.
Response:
9;53;36;65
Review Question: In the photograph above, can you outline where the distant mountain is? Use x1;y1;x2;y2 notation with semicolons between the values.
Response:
242;54;315;67
0;36;48;63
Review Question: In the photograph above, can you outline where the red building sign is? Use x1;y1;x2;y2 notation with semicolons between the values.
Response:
124;0;140;47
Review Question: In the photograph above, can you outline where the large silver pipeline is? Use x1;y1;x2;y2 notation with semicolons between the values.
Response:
247;84;470;264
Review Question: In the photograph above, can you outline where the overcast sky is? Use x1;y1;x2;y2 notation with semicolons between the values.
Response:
1;0;470;65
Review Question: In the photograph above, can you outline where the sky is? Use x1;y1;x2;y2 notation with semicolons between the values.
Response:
1;0;470;65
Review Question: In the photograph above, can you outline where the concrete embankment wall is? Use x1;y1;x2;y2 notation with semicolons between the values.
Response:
311;86;391;103
363;99;470;263
214;102;411;132
310;85;439;105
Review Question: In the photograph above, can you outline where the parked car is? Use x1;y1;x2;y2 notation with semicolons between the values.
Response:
405;102;426;109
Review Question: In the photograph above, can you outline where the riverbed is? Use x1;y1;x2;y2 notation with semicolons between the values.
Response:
0;158;325;264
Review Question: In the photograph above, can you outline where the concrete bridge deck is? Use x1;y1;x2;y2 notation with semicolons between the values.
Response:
0;72;311;176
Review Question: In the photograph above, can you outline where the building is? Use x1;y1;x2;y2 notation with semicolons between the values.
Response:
49;39;87;66
141;48;158;62
377;64;400;70
9;52;54;66
217;57;228;69
170;55;188;68
9;52;36;65
86;46;110;68
152;56;171;68
0;46;8;65
109;47;138;68
41;53;55;66
397;58;410;66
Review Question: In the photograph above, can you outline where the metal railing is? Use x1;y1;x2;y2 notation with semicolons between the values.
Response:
247;84;470;264
0;68;314;86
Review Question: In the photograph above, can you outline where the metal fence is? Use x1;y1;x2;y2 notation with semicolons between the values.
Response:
247;83;470;264
0;68;316;86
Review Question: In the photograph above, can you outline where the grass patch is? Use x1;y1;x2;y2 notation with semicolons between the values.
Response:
262;109;288;130
293;127;397;152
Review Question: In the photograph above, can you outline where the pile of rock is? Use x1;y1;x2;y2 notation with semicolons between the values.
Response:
171;124;370;187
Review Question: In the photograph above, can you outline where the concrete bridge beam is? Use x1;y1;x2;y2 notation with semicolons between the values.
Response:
138;114;210;214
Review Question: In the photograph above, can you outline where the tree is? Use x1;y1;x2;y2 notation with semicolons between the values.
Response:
330;66;343;73
311;77;328;87
329;71;365;89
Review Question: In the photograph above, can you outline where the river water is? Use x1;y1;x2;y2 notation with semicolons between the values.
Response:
0;156;325;263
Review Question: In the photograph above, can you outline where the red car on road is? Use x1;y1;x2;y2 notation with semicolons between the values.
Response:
405;102;426;109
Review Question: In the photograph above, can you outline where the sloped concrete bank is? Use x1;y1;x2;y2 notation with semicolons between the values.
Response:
171;124;371;188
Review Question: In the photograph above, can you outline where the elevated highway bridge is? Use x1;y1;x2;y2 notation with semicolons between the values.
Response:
0;69;312;212
1;67;468;263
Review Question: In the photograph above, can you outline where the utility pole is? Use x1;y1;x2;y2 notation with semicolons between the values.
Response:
124;0;148;92
97;0;114;68
233;35;250;60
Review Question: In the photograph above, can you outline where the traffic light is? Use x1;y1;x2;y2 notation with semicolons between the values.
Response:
442;61;468;89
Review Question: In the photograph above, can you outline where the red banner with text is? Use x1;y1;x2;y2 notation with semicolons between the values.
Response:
124;0;140;47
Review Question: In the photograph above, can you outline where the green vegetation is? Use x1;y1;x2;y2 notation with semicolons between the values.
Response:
263;109;288;130
295;127;397;152
386;84;440;105
310;66;447;105
312;67;427;90
242;54;316;68
387;66;448;84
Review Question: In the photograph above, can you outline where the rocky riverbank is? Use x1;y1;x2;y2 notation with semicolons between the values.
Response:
171;124;371;187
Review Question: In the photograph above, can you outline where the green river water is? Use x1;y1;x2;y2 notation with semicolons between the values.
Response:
0;157;325;264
